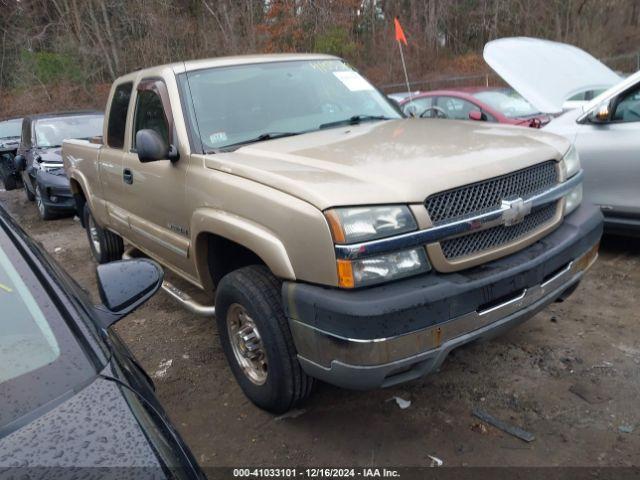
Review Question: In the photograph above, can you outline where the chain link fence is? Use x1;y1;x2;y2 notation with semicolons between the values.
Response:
380;51;640;93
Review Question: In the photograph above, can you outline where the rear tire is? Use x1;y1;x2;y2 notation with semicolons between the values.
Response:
215;265;314;413
0;154;17;191
2;175;17;191
83;203;124;263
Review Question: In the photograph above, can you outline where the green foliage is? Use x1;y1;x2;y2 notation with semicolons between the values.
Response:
314;27;357;58
20;50;84;84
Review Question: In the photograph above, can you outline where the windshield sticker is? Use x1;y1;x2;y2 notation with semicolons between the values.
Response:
333;71;374;92
210;131;228;144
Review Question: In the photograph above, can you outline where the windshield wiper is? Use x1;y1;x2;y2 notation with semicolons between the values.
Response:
211;131;304;152
319;114;393;130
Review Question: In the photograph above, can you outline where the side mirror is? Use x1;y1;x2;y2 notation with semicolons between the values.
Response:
136;129;168;162
14;154;25;171
468;111;485;121
94;259;163;329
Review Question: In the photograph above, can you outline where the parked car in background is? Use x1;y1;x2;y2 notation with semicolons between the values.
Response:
13;111;103;220
387;90;421;103
0;205;204;478
485;37;640;235
64;54;601;413
398;87;550;127
0;117;22;190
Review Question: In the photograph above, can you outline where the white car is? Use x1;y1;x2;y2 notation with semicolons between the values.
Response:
484;37;640;235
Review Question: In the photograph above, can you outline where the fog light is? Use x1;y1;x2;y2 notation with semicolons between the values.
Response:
564;184;582;215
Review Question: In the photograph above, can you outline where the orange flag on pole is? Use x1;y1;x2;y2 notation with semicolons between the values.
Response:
394;17;408;46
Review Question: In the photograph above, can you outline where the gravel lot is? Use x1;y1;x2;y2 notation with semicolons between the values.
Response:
2;187;639;468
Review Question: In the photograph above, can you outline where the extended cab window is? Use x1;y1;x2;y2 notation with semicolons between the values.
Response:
107;82;133;148
133;89;169;148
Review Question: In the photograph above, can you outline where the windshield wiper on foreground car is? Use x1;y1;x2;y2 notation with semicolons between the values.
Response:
212;131;304;152
319;114;393;130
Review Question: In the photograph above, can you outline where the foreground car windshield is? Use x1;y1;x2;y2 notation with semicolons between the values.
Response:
0;236;95;429
183;59;401;151
0;118;22;139
472;89;540;118
34;114;103;148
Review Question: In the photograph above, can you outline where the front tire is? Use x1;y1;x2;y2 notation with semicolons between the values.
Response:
35;184;55;220
215;265;314;413
23;177;35;201
83;203;124;263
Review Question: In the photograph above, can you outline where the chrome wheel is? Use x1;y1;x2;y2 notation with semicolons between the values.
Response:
226;303;268;385
87;214;101;255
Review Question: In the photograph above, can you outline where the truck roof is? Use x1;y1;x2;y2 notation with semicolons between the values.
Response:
114;53;340;83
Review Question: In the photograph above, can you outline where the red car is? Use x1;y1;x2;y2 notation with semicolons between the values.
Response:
396;87;551;128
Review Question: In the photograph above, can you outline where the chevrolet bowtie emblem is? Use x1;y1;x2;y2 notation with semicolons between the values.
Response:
501;197;531;226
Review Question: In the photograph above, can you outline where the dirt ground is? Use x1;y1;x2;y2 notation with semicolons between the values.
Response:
1;187;639;469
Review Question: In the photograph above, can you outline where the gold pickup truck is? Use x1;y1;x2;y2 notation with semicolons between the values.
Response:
63;54;602;413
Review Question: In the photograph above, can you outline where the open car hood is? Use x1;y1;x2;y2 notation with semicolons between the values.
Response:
484;37;622;114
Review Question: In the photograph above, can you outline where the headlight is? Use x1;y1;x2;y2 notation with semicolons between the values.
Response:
564;183;582;215
561;144;580;179
337;247;430;288
325;205;417;244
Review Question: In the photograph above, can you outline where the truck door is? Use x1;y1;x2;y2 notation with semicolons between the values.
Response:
120;78;193;277
576;83;640;220
99;81;134;230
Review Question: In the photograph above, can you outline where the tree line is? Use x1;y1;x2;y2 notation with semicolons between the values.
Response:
1;0;639;116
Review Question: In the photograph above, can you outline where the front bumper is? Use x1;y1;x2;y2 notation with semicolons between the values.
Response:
283;202;603;390
34;170;75;211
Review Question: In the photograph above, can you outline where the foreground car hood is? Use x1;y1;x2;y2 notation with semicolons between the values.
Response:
484;37;621;114
0;377;160;468
204;119;570;210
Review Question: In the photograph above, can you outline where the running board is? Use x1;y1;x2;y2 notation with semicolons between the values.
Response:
122;247;216;317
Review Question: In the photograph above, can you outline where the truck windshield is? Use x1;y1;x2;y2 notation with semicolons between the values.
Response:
183;59;401;152
34;114;104;148
0;118;22;139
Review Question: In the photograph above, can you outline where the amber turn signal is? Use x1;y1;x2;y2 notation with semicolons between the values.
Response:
337;259;355;288
325;209;346;244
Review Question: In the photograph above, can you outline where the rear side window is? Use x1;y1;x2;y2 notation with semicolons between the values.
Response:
133;90;169;148
107;82;133;149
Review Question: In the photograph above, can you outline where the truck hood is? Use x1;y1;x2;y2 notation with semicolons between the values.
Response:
203;119;570;210
484;37;622;114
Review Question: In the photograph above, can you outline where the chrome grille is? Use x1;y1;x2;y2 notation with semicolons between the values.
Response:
425;161;558;225
440;203;558;260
